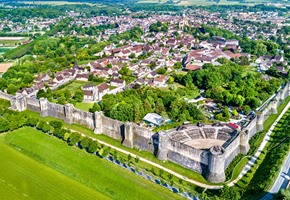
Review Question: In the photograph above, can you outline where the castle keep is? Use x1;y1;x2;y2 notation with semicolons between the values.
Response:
1;82;289;183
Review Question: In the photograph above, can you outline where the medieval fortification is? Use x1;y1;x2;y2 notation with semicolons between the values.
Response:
0;81;289;183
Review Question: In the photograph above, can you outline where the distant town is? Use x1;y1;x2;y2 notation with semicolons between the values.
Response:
0;1;290;200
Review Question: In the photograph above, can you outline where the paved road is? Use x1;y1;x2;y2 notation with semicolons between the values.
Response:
260;152;290;200
228;101;290;187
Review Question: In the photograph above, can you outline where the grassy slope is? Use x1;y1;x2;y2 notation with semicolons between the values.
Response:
4;127;184;200
0;137;110;200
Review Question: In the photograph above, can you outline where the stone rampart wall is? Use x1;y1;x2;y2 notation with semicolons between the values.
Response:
72;108;95;130
101;115;124;141
132;124;154;152
246;116;257;139
27;98;40;112
167;150;208;175
167;139;209;165
223;134;241;169
0;91;13;101
47;102;66;120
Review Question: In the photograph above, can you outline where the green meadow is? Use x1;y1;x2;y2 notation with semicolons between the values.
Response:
1;127;183;200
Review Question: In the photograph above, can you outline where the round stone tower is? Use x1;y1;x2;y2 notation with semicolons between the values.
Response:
156;131;169;161
39;98;48;117
207;145;226;183
64;103;74;124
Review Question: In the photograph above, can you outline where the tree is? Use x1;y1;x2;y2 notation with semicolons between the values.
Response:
64;89;71;100
254;42;267;56
157;68;166;74
26;117;39;127
53;128;61;138
167;76;174;84
74;90;84;102
89;103;101;113
63;132;70;141
129;53;136;59
174;62;183;70
243;105;251;115
220;185;241;200
49;120;63;129
7;84;17;94
155;98;165;114
36;121;46;131
150;62;156;70
80;137;90;149
245;97;260;109
42;123;51;133
232;95;245;107
87;139;98;153
37;89;47;99
156;21;162;27
127;154;132;162
67;132;81;146
232;109;238;117
57;96;66;105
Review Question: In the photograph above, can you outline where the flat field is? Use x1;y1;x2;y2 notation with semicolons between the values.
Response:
3;127;183;200
23;1;94;5
0;62;13;72
0;37;29;47
0;137;109;200
137;0;281;6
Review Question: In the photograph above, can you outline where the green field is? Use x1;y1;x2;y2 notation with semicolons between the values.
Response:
23;1;94;5
2;127;183;200
0;137;109;200
0;37;29;47
137;0;284;6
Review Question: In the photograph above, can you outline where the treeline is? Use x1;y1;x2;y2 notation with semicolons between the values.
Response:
0;7;63;21
172;61;283;111
100;87;205;123
193;4;289;13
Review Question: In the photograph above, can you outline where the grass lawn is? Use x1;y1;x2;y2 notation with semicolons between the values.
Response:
229;157;250;181
75;102;94;112
0;136;109;200
4;127;184;200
